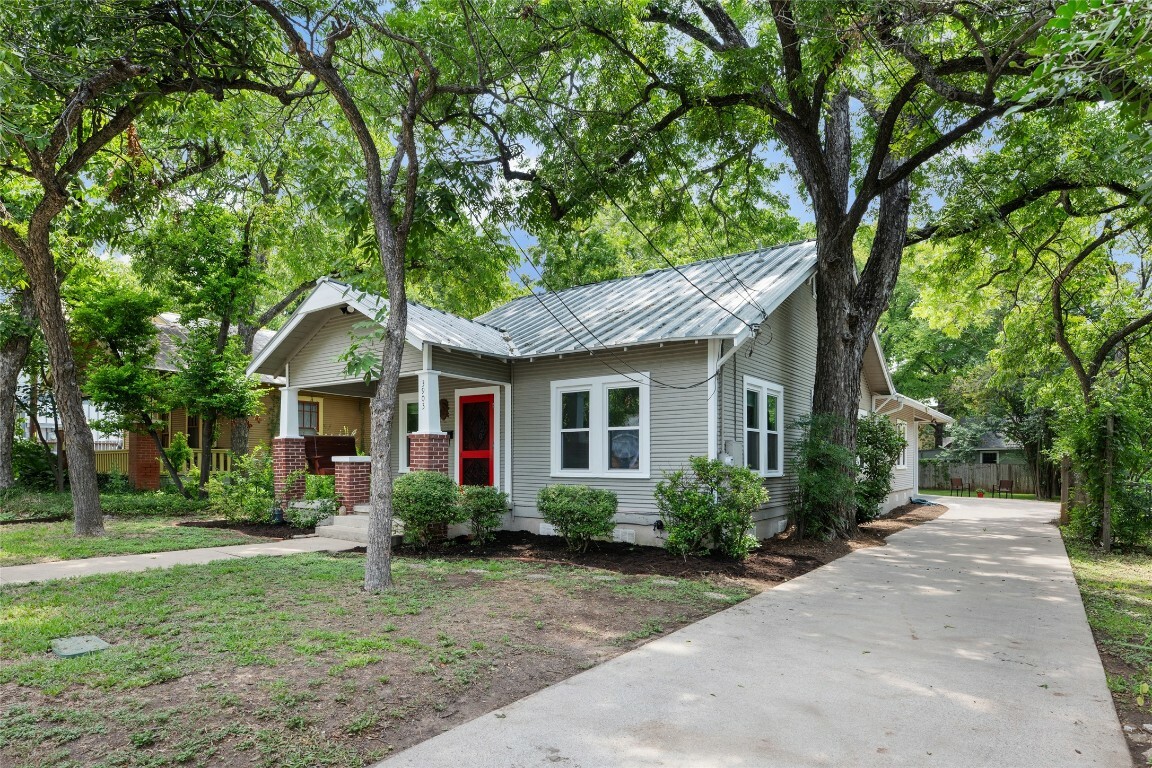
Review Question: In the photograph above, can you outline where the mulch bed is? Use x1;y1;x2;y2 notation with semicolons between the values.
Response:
386;501;948;591
182;502;947;590
178;519;316;538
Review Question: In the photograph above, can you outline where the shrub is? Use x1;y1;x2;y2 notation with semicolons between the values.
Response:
856;415;906;522
207;446;274;524
392;471;464;548
100;493;208;517
100;466;132;494
459;485;508;546
164;432;194;474
655;456;766;561
790;414;855;540
291;473;338;528
536;485;617;552
11;439;56;491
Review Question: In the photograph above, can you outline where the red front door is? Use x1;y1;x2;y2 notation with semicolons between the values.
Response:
458;394;494;486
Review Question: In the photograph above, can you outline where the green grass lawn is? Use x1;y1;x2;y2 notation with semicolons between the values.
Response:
0;552;749;767
0;518;275;567
1063;537;1152;739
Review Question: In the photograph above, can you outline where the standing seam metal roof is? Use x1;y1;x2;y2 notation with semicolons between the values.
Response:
476;240;818;357
321;241;817;359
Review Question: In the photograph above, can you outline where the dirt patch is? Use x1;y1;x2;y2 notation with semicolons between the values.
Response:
1;559;748;767
178;519;315;538
393;501;947;591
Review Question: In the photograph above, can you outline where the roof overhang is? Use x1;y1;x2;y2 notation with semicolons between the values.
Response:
872;393;954;424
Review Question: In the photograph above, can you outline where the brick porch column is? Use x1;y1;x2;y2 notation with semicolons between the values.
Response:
408;433;450;474
127;432;161;491
273;385;305;502
273;437;307;502
333;456;372;512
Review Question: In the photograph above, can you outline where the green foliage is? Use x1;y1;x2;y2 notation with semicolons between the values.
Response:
856;416;907;522
164;433;194;475
458;485;508;546
69;267;171;436
536;485;617;553
790;415;856;541
170;326;264;427
392;472;464;548
291;474;338;528
99;467;131;495
654;457;765;561
305;474;336;502
207;447;274;524
10;439;56;491
0;489;206;522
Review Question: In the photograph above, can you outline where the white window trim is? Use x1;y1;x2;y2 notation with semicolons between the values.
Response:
550;373;650;479
397;393;418;473
744;375;784;478
896;420;908;469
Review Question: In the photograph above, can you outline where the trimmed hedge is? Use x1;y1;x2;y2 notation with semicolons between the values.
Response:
536;485;617;552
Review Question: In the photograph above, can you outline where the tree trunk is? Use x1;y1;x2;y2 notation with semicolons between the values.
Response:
810;231;867;537
0;290;35;490
1102;414;1113;552
232;322;260;457
1059;454;1071;526
199;413;216;496
17;210;103;534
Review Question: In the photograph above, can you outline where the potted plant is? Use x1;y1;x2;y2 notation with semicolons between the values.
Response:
975;487;985;498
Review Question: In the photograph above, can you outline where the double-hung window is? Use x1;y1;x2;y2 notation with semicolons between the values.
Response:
551;374;649;477
398;393;419;472
744;376;783;477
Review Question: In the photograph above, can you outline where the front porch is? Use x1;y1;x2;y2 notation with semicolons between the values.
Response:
271;363;512;514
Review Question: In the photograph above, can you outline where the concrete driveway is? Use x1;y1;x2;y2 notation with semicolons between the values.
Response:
375;497;1130;768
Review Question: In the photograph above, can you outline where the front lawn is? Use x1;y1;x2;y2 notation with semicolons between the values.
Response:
0;552;749;767
0;518;276;567
1064;537;1152;763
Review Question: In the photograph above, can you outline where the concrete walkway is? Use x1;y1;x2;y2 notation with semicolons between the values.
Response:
377;498;1130;768
0;536;359;586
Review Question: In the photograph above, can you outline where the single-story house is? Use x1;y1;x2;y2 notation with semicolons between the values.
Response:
920;426;1027;466
249;240;952;545
101;314;370;488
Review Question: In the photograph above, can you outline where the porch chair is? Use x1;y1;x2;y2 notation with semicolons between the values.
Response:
949;477;968;497
992;479;1014;499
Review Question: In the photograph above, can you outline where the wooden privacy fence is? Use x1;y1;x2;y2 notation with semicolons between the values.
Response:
94;450;129;474
920;462;1037;494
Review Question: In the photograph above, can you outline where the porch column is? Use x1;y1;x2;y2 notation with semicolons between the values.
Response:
410;369;450;474
334;455;372;512
273;386;306;502
127;431;161;491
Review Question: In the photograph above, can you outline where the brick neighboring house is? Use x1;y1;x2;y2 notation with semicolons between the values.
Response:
113;314;370;490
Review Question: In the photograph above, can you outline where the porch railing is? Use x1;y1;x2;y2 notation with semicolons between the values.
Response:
185;449;233;475
94;450;130;474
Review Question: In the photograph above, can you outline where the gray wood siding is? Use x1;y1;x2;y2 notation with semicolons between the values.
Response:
717;286;818;522
288;313;421;388
387;375;508;490
430;348;511;383
509;343;709;521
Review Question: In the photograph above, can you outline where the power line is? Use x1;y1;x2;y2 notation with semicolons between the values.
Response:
460;0;758;334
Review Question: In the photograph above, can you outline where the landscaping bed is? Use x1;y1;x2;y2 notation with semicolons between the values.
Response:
1063;537;1152;765
399;501;947;590
178;519;316;539
1;553;749;768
